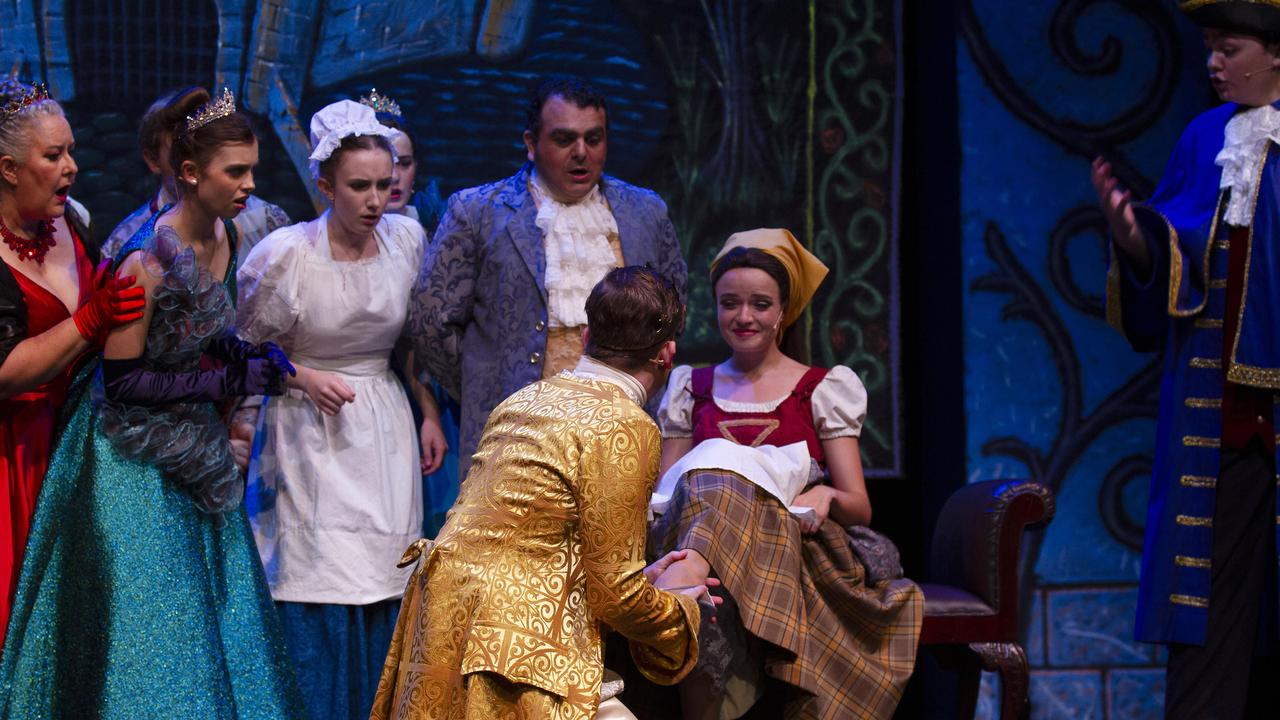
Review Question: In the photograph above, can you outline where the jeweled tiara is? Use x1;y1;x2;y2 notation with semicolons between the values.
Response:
181;87;236;137
359;88;402;118
0;83;50;127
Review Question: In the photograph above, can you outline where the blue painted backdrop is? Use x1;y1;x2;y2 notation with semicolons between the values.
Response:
958;2;1213;717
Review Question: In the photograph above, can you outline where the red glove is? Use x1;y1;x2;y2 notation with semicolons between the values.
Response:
72;260;147;343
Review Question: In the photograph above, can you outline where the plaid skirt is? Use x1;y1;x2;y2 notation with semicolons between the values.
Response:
646;469;922;720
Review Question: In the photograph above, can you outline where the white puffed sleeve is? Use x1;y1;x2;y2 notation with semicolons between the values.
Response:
811;365;867;439
382;212;427;271
236;224;306;349
657;364;696;438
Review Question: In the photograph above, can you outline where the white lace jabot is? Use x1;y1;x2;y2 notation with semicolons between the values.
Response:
1216;103;1280;227
530;171;619;328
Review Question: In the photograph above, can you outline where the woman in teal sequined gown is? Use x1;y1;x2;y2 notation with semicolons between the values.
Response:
0;89;304;718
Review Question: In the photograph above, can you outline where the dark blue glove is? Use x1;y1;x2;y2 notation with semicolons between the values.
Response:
205;334;296;378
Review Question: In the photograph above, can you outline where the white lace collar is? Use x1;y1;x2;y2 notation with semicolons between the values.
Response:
529;170;619;328
570;355;647;406
1216;103;1280;227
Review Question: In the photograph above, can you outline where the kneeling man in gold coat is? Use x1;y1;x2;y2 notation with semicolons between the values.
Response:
372;266;714;720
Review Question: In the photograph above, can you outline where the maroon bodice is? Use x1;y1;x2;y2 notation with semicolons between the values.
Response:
688;365;830;467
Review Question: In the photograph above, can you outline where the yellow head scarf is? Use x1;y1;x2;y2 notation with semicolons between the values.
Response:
710;228;828;330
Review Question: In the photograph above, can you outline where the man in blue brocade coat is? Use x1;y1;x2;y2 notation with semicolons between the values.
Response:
1094;1;1280;716
408;78;687;476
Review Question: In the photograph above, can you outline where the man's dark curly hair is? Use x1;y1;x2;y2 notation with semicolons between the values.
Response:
525;77;608;138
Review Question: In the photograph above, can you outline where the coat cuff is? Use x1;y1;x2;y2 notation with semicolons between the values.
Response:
629;590;701;686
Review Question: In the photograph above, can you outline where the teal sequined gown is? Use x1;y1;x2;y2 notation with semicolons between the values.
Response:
0;216;304;718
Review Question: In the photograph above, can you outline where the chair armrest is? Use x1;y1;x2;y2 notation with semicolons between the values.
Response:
929;480;1055;612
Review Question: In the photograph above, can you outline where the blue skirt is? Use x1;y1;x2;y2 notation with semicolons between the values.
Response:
277;598;400;720
0;364;304;718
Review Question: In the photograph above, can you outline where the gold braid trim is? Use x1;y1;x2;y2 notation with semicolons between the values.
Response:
1225;144;1280;389
1184;397;1221;409
1167;192;1223;318
1176;514;1213;527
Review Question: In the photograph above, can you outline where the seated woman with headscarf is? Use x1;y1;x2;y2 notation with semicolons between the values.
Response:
646;229;922;720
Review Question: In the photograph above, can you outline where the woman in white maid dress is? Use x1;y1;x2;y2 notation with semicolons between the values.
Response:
236;99;446;720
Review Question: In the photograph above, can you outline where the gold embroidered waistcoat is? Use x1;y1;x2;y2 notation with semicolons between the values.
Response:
371;374;700;719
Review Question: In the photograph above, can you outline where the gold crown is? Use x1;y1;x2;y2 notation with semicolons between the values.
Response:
181;87;236;137
359;88;402;117
0;82;50;127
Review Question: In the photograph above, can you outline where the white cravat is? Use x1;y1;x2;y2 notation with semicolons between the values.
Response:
530;171;619;328
1216;103;1280;227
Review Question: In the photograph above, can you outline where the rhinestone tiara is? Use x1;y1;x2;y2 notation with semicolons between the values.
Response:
359;88;402;118
181;87;236;137
0;83;51;127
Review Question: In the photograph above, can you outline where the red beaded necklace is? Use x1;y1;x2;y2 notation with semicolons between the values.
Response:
0;216;56;264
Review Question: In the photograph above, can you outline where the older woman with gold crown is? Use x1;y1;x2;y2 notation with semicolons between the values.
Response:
0;79;145;639
0;87;303;718
641;229;922;719
1093;0;1280;715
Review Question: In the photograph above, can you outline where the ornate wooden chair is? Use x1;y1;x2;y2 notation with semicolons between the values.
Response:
918;480;1056;720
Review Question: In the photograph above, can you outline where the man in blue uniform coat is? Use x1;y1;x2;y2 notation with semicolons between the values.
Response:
1093;1;1280;716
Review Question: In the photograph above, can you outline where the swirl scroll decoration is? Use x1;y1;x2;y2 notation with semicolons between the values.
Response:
960;0;1180;641
812;0;900;475
632;0;902;474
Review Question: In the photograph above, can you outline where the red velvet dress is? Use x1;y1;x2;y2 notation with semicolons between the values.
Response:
0;227;93;633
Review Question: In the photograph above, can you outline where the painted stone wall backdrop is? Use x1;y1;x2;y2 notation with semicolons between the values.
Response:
10;0;903;475
302;0;901;471
296;0;904;475
958;1;1213;718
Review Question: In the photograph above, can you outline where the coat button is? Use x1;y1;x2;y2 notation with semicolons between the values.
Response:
535;320;546;332
529;352;541;364
1257;415;1267;425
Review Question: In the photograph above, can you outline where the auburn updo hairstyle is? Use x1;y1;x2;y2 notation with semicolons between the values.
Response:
165;87;256;194
375;113;416;162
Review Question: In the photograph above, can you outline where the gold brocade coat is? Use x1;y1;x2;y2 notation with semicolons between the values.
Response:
370;374;700;719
